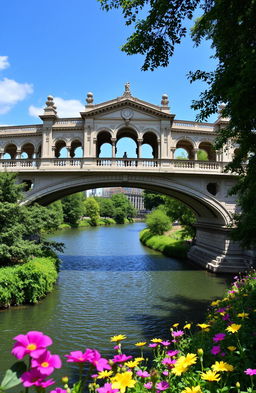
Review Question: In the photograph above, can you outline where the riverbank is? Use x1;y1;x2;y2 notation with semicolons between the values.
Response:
59;217;137;229
0;256;59;308
140;227;190;259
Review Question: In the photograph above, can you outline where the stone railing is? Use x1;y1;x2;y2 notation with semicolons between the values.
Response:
0;157;229;174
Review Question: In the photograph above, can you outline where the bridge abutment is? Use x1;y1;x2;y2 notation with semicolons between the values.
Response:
188;224;252;273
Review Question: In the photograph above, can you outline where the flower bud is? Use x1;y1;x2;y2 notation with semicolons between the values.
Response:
197;348;204;356
62;376;69;383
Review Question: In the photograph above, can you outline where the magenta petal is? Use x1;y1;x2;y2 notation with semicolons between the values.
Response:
13;334;29;346
11;345;27;360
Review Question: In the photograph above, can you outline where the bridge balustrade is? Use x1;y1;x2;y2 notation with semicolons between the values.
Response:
0;157;227;173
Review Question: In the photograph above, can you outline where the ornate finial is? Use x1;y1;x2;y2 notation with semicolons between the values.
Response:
123;82;131;97
161;93;169;107
86;92;94;106
42;95;57;116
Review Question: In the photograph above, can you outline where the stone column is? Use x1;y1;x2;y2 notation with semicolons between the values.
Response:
111;138;116;158
157;139;161;159
170;147;176;159
137;139;142;158
39;96;58;159
16;150;21;159
193;148;199;160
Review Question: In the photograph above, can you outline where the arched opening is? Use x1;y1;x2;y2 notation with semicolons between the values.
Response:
175;140;194;160
70;140;83;158
21;143;35;159
55;140;68;158
142;132;158;158
116;128;138;158
4;143;17;159
198;142;216;161
96;131;112;157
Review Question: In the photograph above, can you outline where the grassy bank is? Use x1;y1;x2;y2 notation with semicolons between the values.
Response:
0;256;59;308
60;217;134;229
140;227;190;259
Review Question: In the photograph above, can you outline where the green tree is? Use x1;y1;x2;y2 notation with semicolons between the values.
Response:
197;150;208;161
0;173;63;265
111;193;136;222
164;197;196;239
62;193;85;227
47;200;64;230
96;197;115;218
98;0;256;248
146;208;171;235
143;190;165;211
0;173;24;203
84;197;100;226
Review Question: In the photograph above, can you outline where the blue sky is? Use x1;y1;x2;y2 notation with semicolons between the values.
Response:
0;0;216;127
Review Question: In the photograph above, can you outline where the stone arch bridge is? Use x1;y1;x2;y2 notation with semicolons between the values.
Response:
0;85;252;272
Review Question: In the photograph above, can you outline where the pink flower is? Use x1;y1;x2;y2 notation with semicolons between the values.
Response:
149;343;157;348
211;345;221;355
245;369;256;376
90;350;111;371
31;350;62;376
144;382;153;389
21;369;55;388
112;354;132;363
65;349;94;363
162;358;176;366
97;383;119;393
166;350;179;357
156;381;169;391
162;370;169;376
161;341;170;346
171;330;184;338
12;331;52;359
50;389;67;393
136;370;150;378
213;333;226;342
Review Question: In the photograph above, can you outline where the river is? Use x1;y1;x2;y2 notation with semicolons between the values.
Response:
0;223;230;378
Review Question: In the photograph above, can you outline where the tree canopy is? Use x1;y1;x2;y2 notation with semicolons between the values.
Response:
98;0;256;248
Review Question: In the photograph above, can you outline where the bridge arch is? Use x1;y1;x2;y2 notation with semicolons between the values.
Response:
23;173;231;226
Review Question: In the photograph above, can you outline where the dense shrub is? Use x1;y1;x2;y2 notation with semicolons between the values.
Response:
146;209;171;235
0;257;58;308
140;228;190;259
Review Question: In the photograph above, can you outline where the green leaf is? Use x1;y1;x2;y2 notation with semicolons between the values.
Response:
0;361;26;390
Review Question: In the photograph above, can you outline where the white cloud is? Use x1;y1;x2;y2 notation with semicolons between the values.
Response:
0;56;9;70
29;96;84;118
0;78;33;114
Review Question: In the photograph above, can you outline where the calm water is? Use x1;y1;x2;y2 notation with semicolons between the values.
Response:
0;223;230;376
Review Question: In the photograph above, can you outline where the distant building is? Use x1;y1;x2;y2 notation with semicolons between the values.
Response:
102;187;146;215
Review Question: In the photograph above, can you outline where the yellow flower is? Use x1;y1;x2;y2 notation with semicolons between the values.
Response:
237;312;249;319
151;338;162;343
97;371;113;379
201;370;221;382
197;323;210;329
134;357;144;362
226;324;241;333
173;323;179;327
135;342;146;347
211;300;221;306
171;353;197;376
227;346;236;351
181;387;202;393
110;335;127;342
211;361;234;372
184;323;191;329
125;360;139;368
197;348;204;356
111;372;136;393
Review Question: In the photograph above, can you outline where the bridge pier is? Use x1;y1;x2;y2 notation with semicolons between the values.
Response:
188;224;253;273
